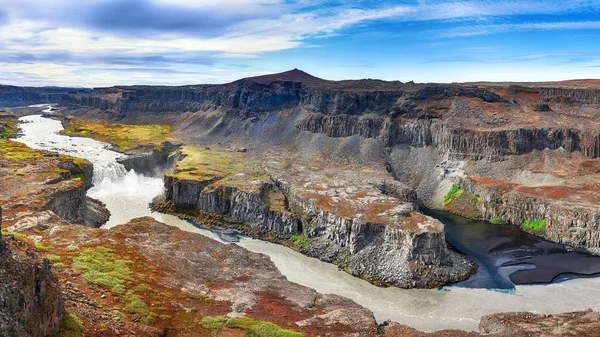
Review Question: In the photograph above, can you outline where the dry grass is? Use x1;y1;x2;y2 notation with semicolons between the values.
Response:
64;119;174;151
168;145;246;181
0;139;42;163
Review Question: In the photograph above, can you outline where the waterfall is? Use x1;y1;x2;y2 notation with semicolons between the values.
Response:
92;161;129;185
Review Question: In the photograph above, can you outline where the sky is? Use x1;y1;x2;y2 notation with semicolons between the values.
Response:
0;0;599;87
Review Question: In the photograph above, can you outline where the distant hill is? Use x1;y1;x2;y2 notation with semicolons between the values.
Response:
237;68;328;85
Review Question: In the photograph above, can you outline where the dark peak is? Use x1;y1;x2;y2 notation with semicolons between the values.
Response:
237;69;327;85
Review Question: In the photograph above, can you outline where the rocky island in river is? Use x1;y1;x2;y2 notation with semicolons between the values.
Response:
2;71;600;336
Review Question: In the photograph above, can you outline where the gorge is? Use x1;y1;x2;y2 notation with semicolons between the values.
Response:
2;71;600;336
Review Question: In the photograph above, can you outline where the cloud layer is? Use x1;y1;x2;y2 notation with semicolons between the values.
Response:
0;0;599;86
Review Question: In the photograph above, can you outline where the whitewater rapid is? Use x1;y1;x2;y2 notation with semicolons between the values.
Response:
14;112;600;332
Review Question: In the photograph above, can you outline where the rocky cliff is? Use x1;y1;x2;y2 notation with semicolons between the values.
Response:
159;146;475;288
10;69;600;256
0;85;88;107
0;206;64;337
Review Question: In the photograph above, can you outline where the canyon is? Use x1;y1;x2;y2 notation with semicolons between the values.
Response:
2;71;600;336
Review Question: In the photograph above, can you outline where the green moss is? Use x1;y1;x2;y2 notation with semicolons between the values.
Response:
170;145;245;181
131;283;150;293
35;242;52;252
522;219;547;235
124;291;154;323
200;316;305;337
46;254;62;262
1;230;28;241
72;246;133;294
52;313;85;337
442;185;465;206
64;119;173;151
0;117;18;139
159;314;172;321
490;217;504;224
0;139;43;162
53;262;67;271
289;234;310;249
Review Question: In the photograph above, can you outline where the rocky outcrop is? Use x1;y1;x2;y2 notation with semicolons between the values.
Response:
163;166;475;288
118;141;181;177
164;176;301;238
273;176;474;288
479;310;600;337
458;178;600;252
430;125;600;160
0;206;64;337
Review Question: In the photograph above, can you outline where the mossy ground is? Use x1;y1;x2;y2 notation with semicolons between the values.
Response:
64;119;174;151
522;219;547;235
289;234;310;249
490;217;505;224
0;116;18;139
70;246;157;323
52;313;85;337
199;316;305;337
0;139;42;162
442;185;482;218
443;186;465;206
168;145;246;181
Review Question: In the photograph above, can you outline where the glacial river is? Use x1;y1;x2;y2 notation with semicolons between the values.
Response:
15;112;600;332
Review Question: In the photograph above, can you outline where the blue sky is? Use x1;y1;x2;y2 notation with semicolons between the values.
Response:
0;0;599;86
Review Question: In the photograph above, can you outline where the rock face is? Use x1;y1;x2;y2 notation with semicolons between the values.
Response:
162;150;475;288
0;207;64;337
118;141;181;177
14;69;600;254
459;177;600;250
0;85;88;107
479;310;600;337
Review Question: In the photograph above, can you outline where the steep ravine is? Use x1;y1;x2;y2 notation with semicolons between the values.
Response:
15;114;600;333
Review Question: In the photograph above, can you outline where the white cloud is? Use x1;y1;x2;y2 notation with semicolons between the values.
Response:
1;0;600;86
441;20;600;37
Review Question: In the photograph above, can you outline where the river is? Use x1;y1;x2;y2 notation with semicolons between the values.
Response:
14;112;600;332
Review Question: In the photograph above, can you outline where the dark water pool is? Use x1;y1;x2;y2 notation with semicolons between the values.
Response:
423;209;600;289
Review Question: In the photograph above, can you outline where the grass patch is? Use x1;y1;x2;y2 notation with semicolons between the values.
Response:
72;246;133;294
46;254;62;262
52;313;85;337
490;217;504;224
0;139;42;162
289;234;310;249
442;185;465;206
64;119;174;151
131;283;150;293
53;262;67;271
124;291;154;324
522;219;547;235
0;117;18;139
168;145;245;181
1;230;28;242
200;316;305;337
35;242;52;252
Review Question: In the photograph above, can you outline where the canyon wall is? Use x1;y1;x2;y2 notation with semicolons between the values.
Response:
0;206;64;337
162;166;476;288
9;70;600;253
0;85;88;107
